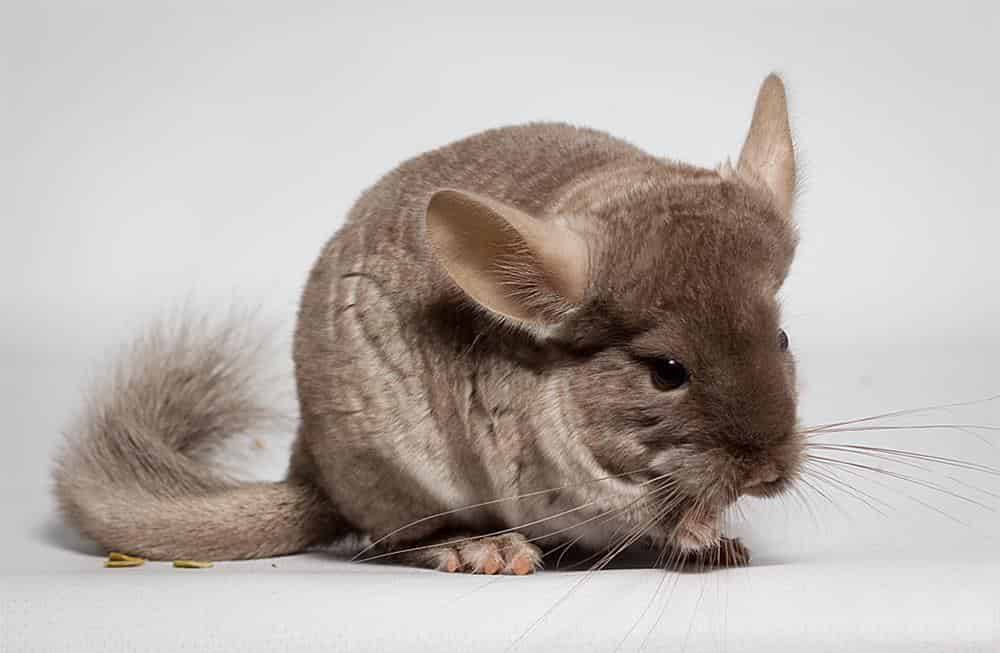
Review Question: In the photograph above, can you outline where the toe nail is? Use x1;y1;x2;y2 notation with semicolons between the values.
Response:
511;557;534;575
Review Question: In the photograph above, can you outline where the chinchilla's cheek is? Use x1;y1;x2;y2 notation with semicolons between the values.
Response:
559;361;660;474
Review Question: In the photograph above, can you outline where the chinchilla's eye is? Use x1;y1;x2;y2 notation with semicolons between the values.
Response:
778;328;789;352
651;359;688;391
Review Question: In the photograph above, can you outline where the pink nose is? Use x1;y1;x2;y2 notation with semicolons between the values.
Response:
743;467;781;491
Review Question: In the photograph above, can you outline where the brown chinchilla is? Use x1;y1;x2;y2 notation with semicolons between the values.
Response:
54;74;801;574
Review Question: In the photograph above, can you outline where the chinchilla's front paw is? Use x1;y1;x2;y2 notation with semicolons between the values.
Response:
395;532;542;575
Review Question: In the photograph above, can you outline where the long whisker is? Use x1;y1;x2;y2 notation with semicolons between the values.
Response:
353;466;654;560
806;455;995;511
525;480;679;550
947;475;1000;500
542;537;577;565
590;487;687;573
809;423;998;448
562;483;686;574
503;486;686;652
639;490;726;650
548;478;680;570
798;467;855;520
806;423;1000;436
637;547;686;650
799;393;1000;433
806;444;934;473
807;443;1000;476
357;501;601;563
790;480;823;527
365;474;680;565
615;542;685;652
796;474;837;509
573;486;685;575
615;570;670;652
800;463;892;516
806;456;974;527
678;574;709;652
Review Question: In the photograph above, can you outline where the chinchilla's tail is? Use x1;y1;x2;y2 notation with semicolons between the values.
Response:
52;313;341;560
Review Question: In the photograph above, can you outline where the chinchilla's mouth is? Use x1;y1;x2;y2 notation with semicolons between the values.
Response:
741;472;796;499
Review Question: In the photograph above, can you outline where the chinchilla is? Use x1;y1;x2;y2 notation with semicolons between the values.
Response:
54;74;801;574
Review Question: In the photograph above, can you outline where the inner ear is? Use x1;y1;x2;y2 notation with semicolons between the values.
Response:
737;74;797;216
425;189;590;324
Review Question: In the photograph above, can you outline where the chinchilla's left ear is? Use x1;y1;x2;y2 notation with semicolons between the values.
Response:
736;74;797;217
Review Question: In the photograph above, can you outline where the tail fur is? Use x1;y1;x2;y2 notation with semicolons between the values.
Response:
53;313;340;560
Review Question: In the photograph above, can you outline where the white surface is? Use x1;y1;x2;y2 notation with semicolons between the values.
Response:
7;346;1000;652
2;1;999;652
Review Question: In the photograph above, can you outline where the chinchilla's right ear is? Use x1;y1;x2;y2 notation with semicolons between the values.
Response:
424;189;590;329
736;73;797;217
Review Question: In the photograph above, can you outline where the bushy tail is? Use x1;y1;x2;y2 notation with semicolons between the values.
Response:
53;313;340;560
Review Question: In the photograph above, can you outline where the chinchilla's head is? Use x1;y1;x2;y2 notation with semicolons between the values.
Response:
425;75;801;551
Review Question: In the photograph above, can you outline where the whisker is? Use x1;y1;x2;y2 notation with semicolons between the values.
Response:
547;480;680;570
357;501;601;563
806;446;936;474
541;537;575;562
801;463;892;516
806;455;995;511
807;443;1000;476
637;490;722;651
728;496;750;529
548;533;589;569
799;393;1000;433
589;488;686;574
807;423;1000;436
947;475;1000;501
524;479;681;550
623;534;696;652
613;558;672;652
502;489;686;652
557;487;688;584
797;470;850;515
806;457;974;528
353;466;655;560
637;548;686;650
678;571;709;652
790;481;822;528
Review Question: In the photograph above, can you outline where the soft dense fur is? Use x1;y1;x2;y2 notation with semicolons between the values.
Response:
55;75;802;572
54;315;343;559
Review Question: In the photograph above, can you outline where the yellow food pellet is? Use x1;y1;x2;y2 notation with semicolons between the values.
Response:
108;552;145;563
173;560;214;569
104;559;144;568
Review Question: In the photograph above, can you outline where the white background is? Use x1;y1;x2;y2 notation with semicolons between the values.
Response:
2;1;998;651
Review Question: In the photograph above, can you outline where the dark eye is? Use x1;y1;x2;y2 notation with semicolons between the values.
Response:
651;359;688;391
778;329;789;352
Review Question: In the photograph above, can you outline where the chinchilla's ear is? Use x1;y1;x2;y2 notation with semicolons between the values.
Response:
736;74;797;217
425;189;590;327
